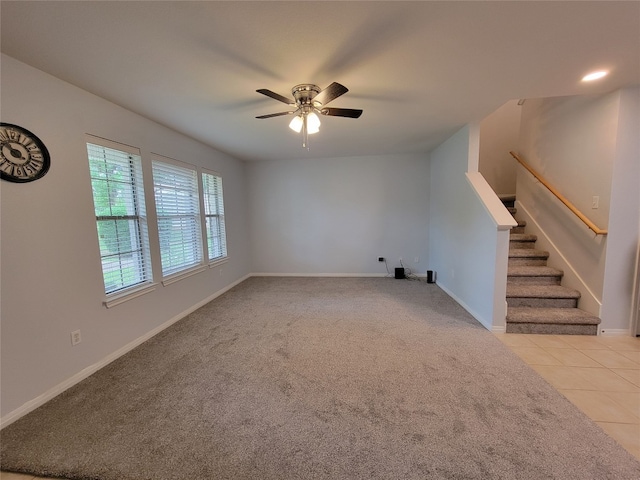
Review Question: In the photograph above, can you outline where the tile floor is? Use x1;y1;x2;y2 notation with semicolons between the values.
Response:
2;334;638;479
495;333;640;461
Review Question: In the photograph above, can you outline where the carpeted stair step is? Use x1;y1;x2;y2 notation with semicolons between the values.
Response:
499;194;516;208
509;233;537;249
506;284;580;308
500;195;597;335
507;266;564;285
506;307;601;335
511;220;527;234
508;248;549;266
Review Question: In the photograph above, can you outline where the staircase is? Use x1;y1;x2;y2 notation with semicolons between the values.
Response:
501;195;601;335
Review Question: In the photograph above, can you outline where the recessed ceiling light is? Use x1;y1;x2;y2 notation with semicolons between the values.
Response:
582;70;608;82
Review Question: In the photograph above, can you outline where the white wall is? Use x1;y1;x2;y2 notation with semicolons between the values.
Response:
601;86;640;333
0;55;251;421
428;125;515;331
479;100;521;195
516;88;640;333
516;92;620;317
518;93;618;229
247;154;430;275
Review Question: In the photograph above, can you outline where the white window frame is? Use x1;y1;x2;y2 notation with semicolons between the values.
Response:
201;169;228;266
151;154;207;284
86;135;156;307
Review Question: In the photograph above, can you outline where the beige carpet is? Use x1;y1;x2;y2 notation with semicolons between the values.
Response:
1;277;639;479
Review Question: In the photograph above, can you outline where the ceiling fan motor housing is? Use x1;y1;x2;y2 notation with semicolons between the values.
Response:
255;82;362;122
292;84;322;108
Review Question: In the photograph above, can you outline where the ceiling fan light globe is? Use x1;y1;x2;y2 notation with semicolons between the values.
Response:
307;112;321;134
289;115;303;133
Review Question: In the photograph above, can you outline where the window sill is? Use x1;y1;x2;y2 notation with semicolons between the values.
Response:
104;282;158;308
208;256;229;268
161;265;207;287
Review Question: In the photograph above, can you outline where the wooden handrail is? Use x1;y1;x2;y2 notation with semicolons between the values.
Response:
509;151;608;235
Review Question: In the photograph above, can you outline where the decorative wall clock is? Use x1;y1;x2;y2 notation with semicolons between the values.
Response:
0;123;51;183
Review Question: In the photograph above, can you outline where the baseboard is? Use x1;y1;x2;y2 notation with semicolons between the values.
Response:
251;272;389;277
435;281;492;331
598;328;632;337
515;201;602;317
0;274;251;430
250;272;430;278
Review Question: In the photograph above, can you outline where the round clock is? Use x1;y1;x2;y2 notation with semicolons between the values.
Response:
0;123;51;183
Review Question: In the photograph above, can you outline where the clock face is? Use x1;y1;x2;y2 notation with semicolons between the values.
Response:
0;123;51;183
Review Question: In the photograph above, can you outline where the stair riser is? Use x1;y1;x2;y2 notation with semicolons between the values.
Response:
509;258;548;266
510;241;536;250
507;297;578;308
502;197;595;335
506;323;598;335
508;276;562;285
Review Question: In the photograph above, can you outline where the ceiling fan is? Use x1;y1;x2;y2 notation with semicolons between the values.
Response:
256;82;363;148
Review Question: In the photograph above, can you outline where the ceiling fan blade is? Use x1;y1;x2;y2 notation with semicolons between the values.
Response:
256;89;294;105
256;111;295;119
313;82;349;106
320;107;363;119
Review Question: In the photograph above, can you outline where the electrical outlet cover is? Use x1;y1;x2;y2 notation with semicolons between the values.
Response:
71;330;82;346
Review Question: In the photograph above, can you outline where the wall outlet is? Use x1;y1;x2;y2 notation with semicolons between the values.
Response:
378;257;385;262
219;268;223;276
414;256;419;264
71;329;82;346
592;196;599;209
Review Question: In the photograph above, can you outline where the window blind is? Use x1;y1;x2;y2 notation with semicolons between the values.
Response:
152;159;203;276
87;142;150;294
202;171;227;261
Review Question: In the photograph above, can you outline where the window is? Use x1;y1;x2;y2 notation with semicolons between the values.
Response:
152;158;203;277
202;171;227;262
87;140;151;295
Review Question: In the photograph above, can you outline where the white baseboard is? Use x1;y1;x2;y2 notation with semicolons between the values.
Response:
435;281;492;331
0;274;250;430
251;273;430;279
598;328;633;336
251;272;389;277
515;201;602;317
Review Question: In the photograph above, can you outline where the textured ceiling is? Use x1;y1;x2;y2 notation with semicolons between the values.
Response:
2;1;639;161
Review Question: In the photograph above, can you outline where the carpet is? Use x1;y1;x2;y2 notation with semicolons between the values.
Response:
1;277;639;479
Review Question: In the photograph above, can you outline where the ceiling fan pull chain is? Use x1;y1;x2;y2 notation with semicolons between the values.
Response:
302;115;309;149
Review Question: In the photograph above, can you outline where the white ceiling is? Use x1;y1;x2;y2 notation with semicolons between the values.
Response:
2;1;639;162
